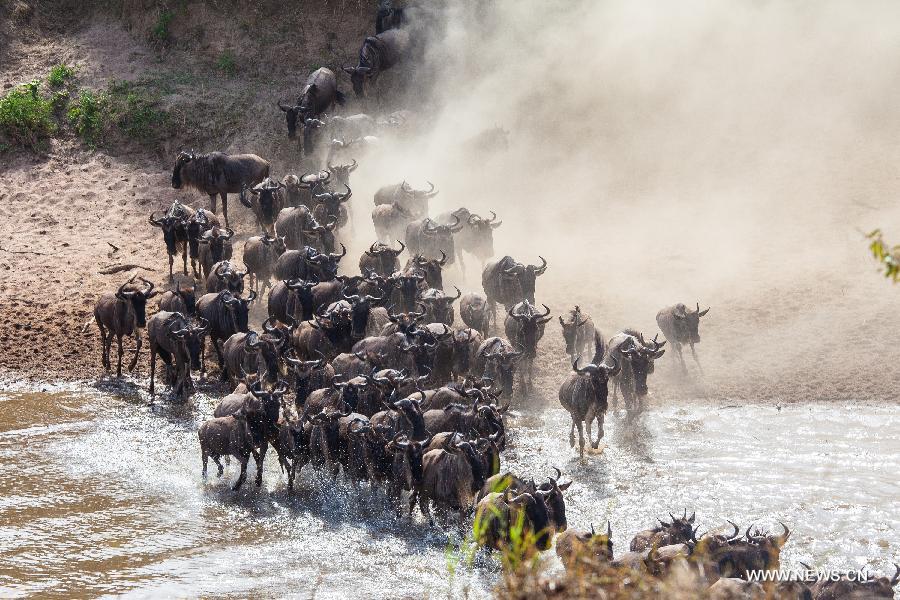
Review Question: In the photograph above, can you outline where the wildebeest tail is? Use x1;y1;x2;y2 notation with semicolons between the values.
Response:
81;316;96;334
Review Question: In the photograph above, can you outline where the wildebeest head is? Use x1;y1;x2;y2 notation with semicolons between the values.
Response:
313;185;352;221
573;357;619;398
673;302;710;344
330;374;370;412
501;257;547;304
304;243;345;280
451;329;478;374
388;393;427;440
277;98;307;139
465;210;502;255
483;343;523;397
115;276;158;328
400;336;438;376
508;301;552;358
424;215;464;238
387;431;434;490
620;333;666;396
746;522;790;551
174;282;197;316
171;150;195;189
327;158;358;188
655;510;697;544
257;318;291;383
242;178;285;228
168;314;209;370
301;116;327;154
185;210;215;259
221;290;256;332
149;209;186;256
342;288;385;340
508;490;553;551
342;64;373;98
391;268;427;311
285;349;328;404
408;253;446;290
536;468;573;533
559;306;589;357
213;261;248;294
199;227;234;264
419;286;461;324
387;304;426;336
259;233;288;257
302;218;338;255
247;379;289;425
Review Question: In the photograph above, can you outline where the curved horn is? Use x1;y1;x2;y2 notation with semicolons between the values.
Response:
391;239;405;255
534;256;547;275
437;250;448;266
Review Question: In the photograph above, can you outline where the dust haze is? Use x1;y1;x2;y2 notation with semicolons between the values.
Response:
335;0;900;402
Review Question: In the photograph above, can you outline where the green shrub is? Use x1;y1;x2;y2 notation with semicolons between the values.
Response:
106;80;168;140
0;80;55;149
151;10;174;43
217;50;237;77
67;90;106;146
48;64;75;87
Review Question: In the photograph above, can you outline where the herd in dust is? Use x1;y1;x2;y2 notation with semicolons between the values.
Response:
83;4;897;598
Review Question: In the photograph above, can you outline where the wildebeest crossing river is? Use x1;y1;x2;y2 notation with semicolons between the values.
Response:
1;387;897;598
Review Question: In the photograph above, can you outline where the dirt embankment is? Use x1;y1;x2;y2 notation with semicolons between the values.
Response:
2;0;900;406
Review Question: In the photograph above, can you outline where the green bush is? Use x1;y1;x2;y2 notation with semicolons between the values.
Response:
217;50;237;77
151;10;174;43
0;80;55;149
67;90;106;146
106;80;168;139
48;64;75;87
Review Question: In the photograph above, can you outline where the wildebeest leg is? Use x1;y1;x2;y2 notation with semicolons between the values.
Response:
98;324;110;370
408;490;418;516
168;252;174;282
149;347;157;397
254;442;267;487
128;330;141;372
221;193;229;229
213;455;224;477
209;193;217;219
233;454;248;490
181;242;188;276
569;417;576;447
593;411;605;448
675;342;688;373
419;493;434;526
212;339;227;379
201;447;209;478
575;419;585;459
116;334;124;377
689;343;703;374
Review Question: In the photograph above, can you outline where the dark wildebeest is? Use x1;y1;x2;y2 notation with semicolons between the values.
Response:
93;276;158;377
158;283;197;317
149;202;193;281
388;269;427;313
606;330;665;415
436;208;501;271
474;489;553;552
503;300;551;391
242;234;288;297
372;202;415;243
274;205;316;250
459;292;491;337
205;260;247;294
418;287;461;326
405;252;446;290
806;563;898;599
184;208;219;278
277;67;346;145
405;216;464;265
197;226;234;282
240;177;284;236
656;302;710;374
222;320;289;387
198;409;258;491
556;522;614;572
711;523;791;581
630;510;697;552
281;170;330;209
481;256;547;327
312;185;352;230
373;181;437;217
375;2;406;33
326;158;358;190
559;305;596;363
147;311;208;399
472;337;522;398
359;240;405;277
343;28;411;98
559;357;619;458
196;290;256;372
417;438;492;525
170;150;270;228
267;277;317;325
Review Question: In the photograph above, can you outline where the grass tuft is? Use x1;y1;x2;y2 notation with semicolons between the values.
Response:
0;80;55;150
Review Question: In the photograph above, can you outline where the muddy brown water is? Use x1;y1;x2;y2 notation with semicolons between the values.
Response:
0;384;897;598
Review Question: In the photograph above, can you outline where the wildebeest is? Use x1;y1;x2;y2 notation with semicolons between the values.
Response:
474;489;553;552
242;234;288;297
372;202;416;243
360;240;405;277
222;320;288;386
630;510;697;552
417;437;490;524
606;330;665;415
405;253;446;291
205;260;247;294
556;522;613;571
503;301;551;391
184;208;219;278
436;208;501;270
311;185;352;230
711;523;791;580
459;292;491;337
327;158;358;190
158;282;196;317
93;276;158;377
656;302;710;374
343;28;411;98
149;202;193;281
196;290;256;372
472;337;522;398
171;151;270;228
559;305;595;362
559;357;619;458
147;310;208;398
375;2;406;33
405;216;464;265
268;277;317;325
482;256;547;326
277;67;346;146
198;410;257;490
418;287;460;326
240;178;284;235
197;226;234;281
373;181;437;217
281;170;330;209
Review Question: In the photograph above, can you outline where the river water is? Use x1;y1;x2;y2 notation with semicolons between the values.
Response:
0;385;897;598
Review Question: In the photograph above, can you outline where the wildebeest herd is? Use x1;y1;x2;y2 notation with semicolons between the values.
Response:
84;5;896;598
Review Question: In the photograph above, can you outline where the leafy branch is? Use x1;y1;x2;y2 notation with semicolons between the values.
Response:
866;229;900;282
